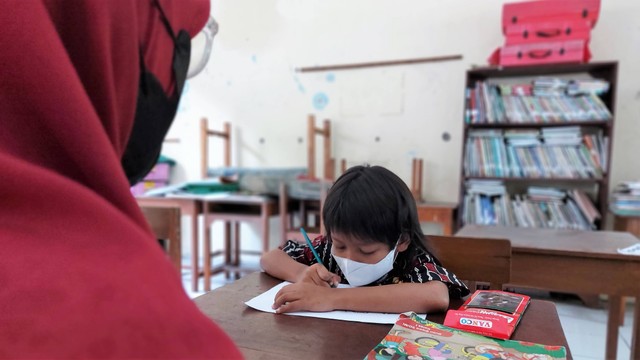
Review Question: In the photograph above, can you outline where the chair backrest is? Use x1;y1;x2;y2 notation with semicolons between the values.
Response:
307;114;334;181
279;181;327;246
200;117;231;179
411;158;424;203
140;206;181;274
428;235;511;291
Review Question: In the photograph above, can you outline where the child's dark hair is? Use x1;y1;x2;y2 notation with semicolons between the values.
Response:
322;165;435;260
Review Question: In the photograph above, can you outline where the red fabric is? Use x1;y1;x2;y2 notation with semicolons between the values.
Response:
0;1;242;358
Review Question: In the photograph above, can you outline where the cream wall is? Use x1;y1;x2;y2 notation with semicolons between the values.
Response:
164;0;640;229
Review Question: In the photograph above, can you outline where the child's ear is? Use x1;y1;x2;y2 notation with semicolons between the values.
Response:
397;235;411;252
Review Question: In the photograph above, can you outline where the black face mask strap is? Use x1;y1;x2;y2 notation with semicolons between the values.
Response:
152;0;177;42
150;0;191;97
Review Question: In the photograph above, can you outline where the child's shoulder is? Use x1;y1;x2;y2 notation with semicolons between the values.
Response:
312;233;328;244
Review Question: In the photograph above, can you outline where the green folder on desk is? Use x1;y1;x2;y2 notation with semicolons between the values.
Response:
181;180;240;194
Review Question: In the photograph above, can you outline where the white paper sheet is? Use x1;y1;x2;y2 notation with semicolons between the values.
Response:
244;281;425;324
617;243;640;256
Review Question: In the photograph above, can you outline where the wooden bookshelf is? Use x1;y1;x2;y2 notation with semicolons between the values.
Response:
465;120;611;129
458;61;618;230
464;177;606;184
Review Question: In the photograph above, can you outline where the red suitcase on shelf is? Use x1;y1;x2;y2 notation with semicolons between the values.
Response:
504;19;592;45
489;39;591;67
502;0;601;32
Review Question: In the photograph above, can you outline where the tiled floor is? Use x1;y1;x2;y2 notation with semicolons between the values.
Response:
182;256;635;360
518;290;634;360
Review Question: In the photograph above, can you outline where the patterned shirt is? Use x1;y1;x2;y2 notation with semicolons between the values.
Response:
281;235;470;298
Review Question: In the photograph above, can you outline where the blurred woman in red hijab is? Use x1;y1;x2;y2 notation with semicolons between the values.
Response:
0;1;242;358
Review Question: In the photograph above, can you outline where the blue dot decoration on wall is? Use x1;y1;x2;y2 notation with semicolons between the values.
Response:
251;55;257;63
312;92;329;111
326;73;335;82
293;76;306;94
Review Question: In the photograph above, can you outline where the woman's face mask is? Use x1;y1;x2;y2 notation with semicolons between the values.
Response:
331;238;400;287
121;2;218;185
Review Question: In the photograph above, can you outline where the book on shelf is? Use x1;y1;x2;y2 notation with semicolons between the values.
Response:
365;312;567;360
610;182;640;216
443;290;530;340
464;128;605;179
566;78;610;96
461;64;616;232
462;183;597;230
466;77;612;124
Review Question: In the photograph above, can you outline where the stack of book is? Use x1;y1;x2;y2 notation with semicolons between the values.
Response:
464;128;605;179
610;182;640;216
465;79;612;125
566;78;610;96
463;183;598;230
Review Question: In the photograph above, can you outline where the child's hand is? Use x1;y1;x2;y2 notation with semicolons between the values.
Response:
272;282;336;313
296;263;340;288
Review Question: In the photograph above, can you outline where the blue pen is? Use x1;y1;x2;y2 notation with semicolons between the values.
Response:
300;227;336;288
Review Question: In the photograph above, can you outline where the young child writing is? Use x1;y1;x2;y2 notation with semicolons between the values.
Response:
260;165;469;315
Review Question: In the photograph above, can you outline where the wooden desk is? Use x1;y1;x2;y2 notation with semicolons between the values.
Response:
136;196;203;292
612;212;640;327
456;225;640;360
194;272;572;360
202;194;278;291
416;202;457;236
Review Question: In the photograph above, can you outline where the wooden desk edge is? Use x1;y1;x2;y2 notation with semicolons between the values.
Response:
195;272;572;359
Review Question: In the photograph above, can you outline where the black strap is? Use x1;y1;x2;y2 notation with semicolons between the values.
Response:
152;0;177;42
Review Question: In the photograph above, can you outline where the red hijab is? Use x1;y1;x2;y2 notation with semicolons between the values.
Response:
0;1;242;357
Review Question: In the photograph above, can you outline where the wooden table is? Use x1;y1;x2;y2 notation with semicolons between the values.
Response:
416;202;457;236
194;272;572;360
456;225;640;360
136;196;203;292
612;211;640;327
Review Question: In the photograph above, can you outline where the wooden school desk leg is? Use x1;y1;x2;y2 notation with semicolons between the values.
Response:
619;296;626;327
606;295;622;360
188;202;200;292
167;211;181;274
262;203;270;254
224;221;232;279
203;214;212;292
279;183;288;246
234;222;241;279
632;296;640;359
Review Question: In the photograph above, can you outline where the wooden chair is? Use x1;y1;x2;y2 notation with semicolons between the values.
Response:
200;118;278;289
279;181;328;246
411;158;424;202
340;159;347;175
200;117;231;178
134;135;204;292
307;114;335;181
279;115;334;245
140;206;182;274
428;235;511;291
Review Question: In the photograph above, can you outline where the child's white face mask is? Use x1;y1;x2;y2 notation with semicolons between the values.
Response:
331;240;399;287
